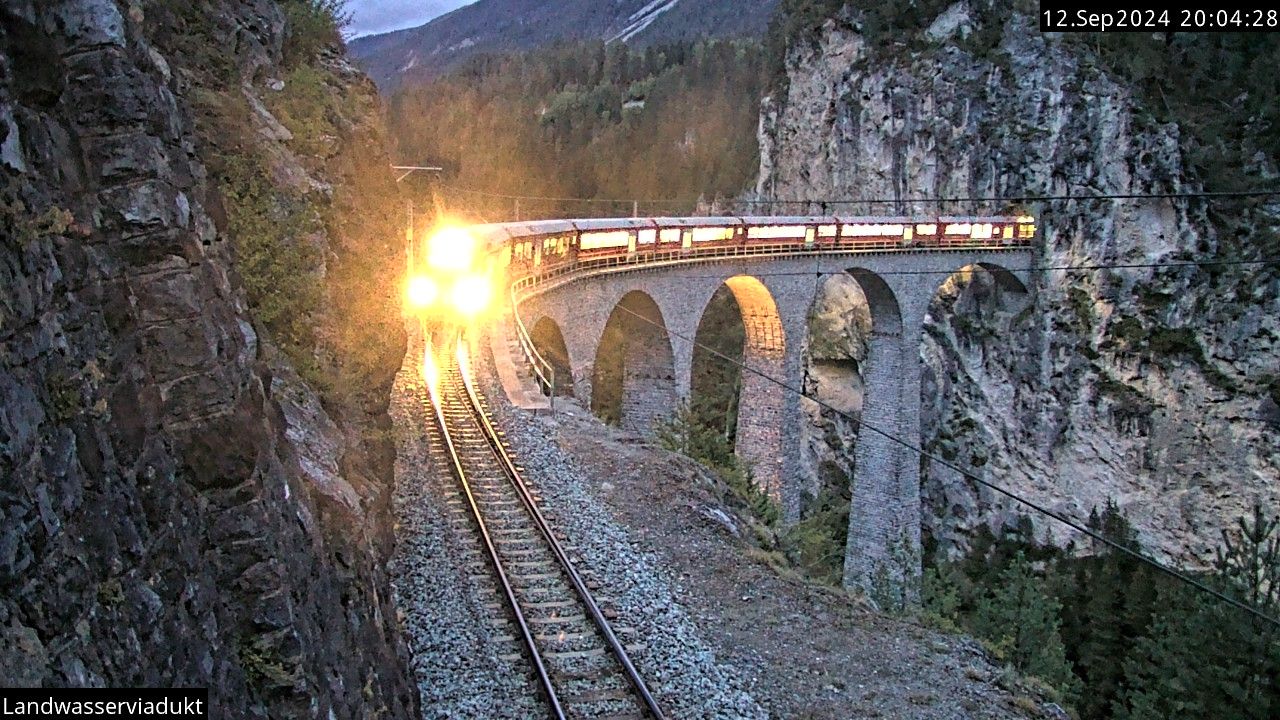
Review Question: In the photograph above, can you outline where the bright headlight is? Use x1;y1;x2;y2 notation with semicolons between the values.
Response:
427;226;478;272
450;274;493;317
406;275;439;309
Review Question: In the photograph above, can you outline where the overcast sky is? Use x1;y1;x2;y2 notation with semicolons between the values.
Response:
345;0;477;38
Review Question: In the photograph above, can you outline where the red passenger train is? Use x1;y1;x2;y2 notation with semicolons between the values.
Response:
472;215;1037;277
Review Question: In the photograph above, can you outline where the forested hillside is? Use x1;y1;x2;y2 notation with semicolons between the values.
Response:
388;41;765;219
350;0;778;87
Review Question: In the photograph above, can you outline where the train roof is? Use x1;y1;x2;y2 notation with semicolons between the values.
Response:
646;216;744;228
571;218;657;232
469;214;1036;248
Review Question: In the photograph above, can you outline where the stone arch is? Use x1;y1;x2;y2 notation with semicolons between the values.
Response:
690;275;787;501
845;268;903;337
591;291;676;432
974;262;1030;296
530;317;574;398
919;262;1033;560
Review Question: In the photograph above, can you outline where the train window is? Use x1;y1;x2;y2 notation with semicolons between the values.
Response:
970;223;993;240
843;223;906;237
747;225;806;239
659;228;681;244
638;229;657;245
818;224;838;237
580;230;632;250
691;227;734;243
915;223;937;236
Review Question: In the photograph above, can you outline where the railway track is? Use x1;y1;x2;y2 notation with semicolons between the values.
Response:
420;336;666;720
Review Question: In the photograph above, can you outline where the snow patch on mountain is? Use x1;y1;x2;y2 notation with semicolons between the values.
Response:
610;0;680;43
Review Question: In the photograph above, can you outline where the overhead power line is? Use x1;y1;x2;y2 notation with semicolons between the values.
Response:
439;183;685;205
440;183;1280;207
605;301;1280;629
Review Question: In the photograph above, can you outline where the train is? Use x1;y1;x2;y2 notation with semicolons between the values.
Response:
406;215;1036;321
467;215;1038;278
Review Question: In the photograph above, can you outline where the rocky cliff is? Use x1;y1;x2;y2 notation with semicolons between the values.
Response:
0;0;414;715
763;3;1279;565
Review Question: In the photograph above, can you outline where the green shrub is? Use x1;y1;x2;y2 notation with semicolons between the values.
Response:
1105;316;1145;349
922;564;964;632
1066;286;1095;330
281;0;348;67
780;486;849;584
217;157;324;358
268;64;339;158
656;401;780;527
0;196;72;249
1146;326;1199;356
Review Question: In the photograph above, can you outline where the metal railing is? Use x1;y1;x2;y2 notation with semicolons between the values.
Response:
509;284;557;410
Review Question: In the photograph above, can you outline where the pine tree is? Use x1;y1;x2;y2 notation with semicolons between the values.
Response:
1115;503;1280;719
972;552;1080;703
1053;501;1163;719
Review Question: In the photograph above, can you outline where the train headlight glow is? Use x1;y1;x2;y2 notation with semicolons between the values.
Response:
450;274;493;317
406;275;439;309
427;226;478;272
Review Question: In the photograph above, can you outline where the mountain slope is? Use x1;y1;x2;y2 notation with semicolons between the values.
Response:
349;0;778;88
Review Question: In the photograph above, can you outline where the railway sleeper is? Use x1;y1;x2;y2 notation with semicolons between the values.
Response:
559;686;641;706
527;613;586;626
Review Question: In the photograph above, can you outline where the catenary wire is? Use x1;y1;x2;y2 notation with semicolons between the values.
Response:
441;182;1280;207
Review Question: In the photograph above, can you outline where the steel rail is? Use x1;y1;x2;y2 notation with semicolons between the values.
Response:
454;344;668;720
422;339;567;720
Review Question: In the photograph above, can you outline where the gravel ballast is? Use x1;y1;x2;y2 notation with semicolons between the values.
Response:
389;330;1052;719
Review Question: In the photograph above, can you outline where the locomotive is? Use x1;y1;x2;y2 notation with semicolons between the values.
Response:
405;223;498;322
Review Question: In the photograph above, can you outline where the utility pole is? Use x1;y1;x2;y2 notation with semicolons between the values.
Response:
392;164;444;274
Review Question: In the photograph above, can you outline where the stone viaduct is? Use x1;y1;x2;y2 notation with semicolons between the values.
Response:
515;249;1032;593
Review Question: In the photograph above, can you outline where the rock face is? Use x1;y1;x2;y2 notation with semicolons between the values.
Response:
0;1;415;716
763;4;1280;565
